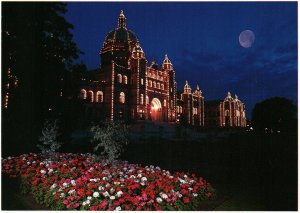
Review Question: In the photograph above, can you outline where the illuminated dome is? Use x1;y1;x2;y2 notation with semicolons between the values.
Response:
101;10;139;54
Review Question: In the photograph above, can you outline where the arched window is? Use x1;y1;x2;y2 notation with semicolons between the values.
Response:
123;75;127;84
117;74;122;83
141;78;144;85
161;84;164;90
119;92;125;103
146;80;148;86
225;110;230;116
96;91;103;102
149;80;152;87
157;83;160;89
164;99;167;107
140;94;144;105
153;81;156;88
80;89;87;99
88;90;94;102
146;95;149;105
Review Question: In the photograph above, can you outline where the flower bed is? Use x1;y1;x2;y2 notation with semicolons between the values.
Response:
2;153;215;210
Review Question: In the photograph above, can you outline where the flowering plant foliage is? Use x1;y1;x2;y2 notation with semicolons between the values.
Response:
90;120;128;162
2;153;215;210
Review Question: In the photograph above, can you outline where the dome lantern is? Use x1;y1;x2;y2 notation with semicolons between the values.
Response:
118;10;126;29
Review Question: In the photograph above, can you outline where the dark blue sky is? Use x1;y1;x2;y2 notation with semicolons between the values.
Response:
65;2;297;118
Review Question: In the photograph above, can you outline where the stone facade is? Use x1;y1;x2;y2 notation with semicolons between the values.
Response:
80;10;246;128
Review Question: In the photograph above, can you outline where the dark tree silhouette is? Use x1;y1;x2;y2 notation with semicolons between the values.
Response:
2;2;82;155
251;97;297;133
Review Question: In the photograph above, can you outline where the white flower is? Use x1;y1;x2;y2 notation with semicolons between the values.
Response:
71;180;76;186
60;193;65;198
98;186;104;191
137;173;142;178
32;161;36;164
193;193;198;197
156;197;163;203
93;192;100;198
188;187;193;191
86;200;90;205
103;191;110;197
62;182;68;187
103;177;108;181
50;183;57;189
27;162;31;165
48;169;53;173
178;193;182;198
116;191;123;197
140;182;145;186
40;169;46;174
110;196;116;200
169;176;174;179
82;201;87;206
87;196;92;200
68;189;75;195
141;177;147;182
115;206;122;211
130;175;136;179
110;188;115;194
160;193;168;199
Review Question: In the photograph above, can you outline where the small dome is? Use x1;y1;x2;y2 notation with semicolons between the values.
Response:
150;58;159;69
162;54;173;70
224;91;234;101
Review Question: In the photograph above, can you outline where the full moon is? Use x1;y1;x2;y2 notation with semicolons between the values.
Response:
239;30;255;48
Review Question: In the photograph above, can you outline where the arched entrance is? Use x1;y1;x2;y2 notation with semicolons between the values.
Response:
150;98;162;122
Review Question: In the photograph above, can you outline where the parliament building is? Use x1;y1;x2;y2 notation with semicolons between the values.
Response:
80;11;246;128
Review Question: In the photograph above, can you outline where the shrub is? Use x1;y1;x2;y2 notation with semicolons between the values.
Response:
37;119;61;154
90;120;129;162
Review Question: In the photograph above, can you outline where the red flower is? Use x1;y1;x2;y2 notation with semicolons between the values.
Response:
183;197;190;204
98;200;108;210
90;206;99;211
180;188;188;195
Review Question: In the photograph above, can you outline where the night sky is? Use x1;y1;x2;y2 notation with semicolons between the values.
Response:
64;2;297;118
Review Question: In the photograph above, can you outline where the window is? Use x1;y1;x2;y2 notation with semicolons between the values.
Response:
149;80;152;87
88;90;94;102
225;110;230;116
146;95;149;104
146;80;148;86
117;74;122;83
153;81;156;88
161;84;164;90
80;89;87;99
164;99;167;107
140;94;144;105
119;92;125;103
123;75;128;84
157;83;160;89
141;78;144;85
96;91;103;102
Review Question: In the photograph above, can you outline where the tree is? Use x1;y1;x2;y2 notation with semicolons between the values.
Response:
2;3;82;155
90;121;129;162
252;97;297;133
37;119;61;154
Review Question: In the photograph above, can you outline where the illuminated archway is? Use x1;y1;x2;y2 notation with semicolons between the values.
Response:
150;98;162;122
